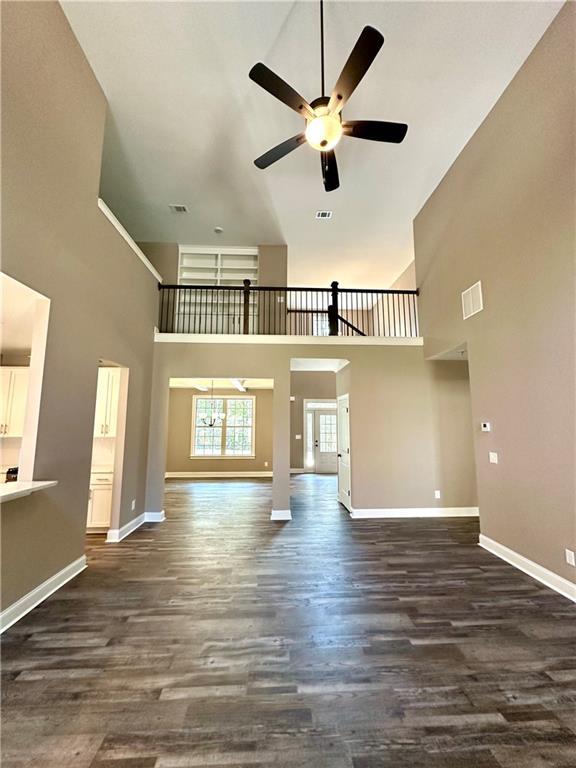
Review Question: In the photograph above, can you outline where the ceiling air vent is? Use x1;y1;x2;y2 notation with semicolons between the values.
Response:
462;281;483;320
316;210;332;220
169;204;188;213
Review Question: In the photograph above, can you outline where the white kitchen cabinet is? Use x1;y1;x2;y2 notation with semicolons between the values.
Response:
0;367;29;437
86;473;113;530
93;367;120;438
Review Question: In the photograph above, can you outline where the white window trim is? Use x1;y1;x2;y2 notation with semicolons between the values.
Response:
190;394;256;459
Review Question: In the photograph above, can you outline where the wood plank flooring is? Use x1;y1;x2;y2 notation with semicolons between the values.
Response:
2;475;576;767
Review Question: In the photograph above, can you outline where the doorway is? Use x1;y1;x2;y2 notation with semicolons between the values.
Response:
303;399;337;474
337;393;351;510
87;363;129;537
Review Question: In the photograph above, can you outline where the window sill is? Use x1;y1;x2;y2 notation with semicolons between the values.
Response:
0;480;58;504
188;455;256;460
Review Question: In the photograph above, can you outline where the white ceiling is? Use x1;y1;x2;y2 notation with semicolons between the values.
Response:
0;274;43;354
62;1;561;288
290;358;347;372
169;377;274;390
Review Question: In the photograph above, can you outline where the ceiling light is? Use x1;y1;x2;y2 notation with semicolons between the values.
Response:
230;378;246;392
168;204;188;213
316;210;332;219
305;112;343;152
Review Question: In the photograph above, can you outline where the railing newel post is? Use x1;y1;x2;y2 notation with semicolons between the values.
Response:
243;279;251;335
329;280;339;336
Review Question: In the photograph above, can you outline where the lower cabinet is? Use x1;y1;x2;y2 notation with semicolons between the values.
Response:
87;474;113;530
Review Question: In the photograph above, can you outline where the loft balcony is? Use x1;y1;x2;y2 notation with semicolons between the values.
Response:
157;280;419;339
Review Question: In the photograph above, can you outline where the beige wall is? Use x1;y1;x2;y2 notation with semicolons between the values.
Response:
414;5;575;581
290;372;336;468
336;350;476;510
146;342;477;516
1;2;157;609
258;245;288;286
139;242;179;284
166;388;273;473
391;262;416;290
137;243;287;288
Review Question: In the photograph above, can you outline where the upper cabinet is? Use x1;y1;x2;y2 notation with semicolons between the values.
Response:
0;367;29;437
93;367;120;438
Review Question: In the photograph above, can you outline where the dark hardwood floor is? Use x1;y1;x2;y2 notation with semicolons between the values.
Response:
2;475;576;767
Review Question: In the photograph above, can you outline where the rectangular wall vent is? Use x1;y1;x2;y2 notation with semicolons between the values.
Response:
169;204;188;213
462;280;483;319
316;210;332;219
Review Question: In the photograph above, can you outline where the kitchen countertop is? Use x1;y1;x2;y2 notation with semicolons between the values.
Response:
0;480;58;503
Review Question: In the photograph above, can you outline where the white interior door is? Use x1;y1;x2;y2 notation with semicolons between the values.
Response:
337;394;351;509
313;410;338;473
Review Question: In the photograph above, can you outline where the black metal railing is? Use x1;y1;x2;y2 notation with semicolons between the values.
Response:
157;280;419;337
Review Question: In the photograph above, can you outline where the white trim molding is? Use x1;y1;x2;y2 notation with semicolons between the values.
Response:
155;332;423;347
479;534;576;603
106;510;166;543
350;507;479;519
0;555;86;633
165;471;272;479
271;509;292;521
98;198;162;282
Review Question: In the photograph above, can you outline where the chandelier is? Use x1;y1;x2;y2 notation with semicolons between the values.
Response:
200;380;225;428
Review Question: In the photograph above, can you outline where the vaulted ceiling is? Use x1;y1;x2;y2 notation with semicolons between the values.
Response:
62;1;561;287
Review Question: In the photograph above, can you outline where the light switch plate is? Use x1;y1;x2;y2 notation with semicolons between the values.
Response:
290;396;295;402
131;499;136;511
434;490;441;499
566;549;576;567
489;452;498;464
481;422;491;432
295;434;302;440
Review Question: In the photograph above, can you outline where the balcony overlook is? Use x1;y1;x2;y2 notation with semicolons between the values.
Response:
157;280;419;338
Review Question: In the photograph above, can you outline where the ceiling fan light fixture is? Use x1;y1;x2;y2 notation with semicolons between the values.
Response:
305;113;342;152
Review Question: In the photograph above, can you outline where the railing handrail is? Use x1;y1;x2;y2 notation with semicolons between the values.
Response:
159;283;419;296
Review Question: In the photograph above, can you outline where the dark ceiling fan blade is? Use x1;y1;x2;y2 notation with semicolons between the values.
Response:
249;63;315;120
254;133;306;169
327;26;384;115
343;120;408;143
321;150;339;192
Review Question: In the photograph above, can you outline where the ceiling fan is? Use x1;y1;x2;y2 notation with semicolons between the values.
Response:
249;0;408;192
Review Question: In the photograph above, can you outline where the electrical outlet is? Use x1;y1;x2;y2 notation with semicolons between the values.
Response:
481;422;491;432
131;499;136;511
264;461;268;468
489;452;498;464
434;490;441;499
295;434;302;440
566;549;576;567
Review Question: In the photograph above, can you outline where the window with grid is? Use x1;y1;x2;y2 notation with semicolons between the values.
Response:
319;413;337;453
191;396;255;457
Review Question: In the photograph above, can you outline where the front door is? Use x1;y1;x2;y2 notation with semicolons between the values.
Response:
337;394;351;509
313;410;338;473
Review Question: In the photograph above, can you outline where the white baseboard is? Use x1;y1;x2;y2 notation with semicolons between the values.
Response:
271;509;292;521
106;510;165;543
0;555;86;633
479;534;576;603
165;471;273;479
290;468;306;474
350;506;479;519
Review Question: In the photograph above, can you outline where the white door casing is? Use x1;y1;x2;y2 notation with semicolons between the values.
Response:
337;394;351;510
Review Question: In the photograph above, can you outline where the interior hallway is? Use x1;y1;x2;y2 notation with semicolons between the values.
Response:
2;475;576;767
